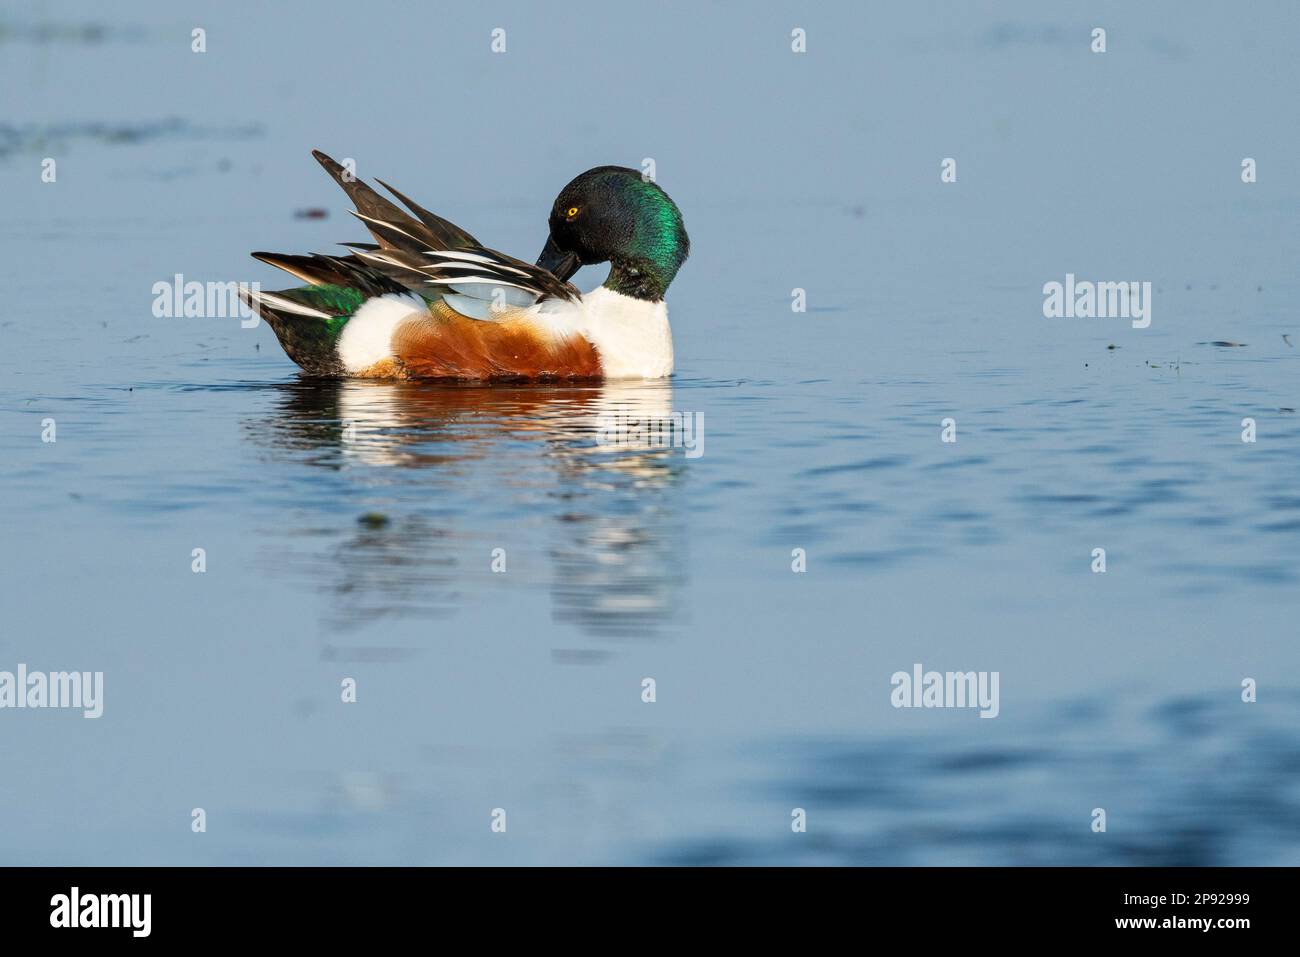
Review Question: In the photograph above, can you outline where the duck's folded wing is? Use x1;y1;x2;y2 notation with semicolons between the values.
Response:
308;149;580;319
249;250;410;299
348;244;578;320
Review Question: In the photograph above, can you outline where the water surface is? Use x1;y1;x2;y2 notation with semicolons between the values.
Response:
1;0;1298;865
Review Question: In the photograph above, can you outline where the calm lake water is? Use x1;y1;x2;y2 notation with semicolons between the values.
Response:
1;1;1298;865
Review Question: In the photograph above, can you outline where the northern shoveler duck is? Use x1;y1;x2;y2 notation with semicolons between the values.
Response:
239;151;689;380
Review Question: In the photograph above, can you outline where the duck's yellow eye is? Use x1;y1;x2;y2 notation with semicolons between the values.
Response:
566;206;579;218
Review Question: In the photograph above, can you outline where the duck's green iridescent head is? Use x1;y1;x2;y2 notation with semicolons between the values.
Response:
535;166;689;301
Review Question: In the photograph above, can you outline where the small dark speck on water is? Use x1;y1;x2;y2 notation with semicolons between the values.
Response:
1283;335;1293;347
552;649;613;665
359;512;390;529
295;208;328;220
1107;344;1118;350
1201;341;1246;348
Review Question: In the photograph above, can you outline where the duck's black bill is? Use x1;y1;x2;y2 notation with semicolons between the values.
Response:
536;235;581;282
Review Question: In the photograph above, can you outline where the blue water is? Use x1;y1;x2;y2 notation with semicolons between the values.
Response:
1;1;1298;865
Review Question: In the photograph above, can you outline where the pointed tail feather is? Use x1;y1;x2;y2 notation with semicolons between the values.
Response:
311;149;479;252
375;176;478;249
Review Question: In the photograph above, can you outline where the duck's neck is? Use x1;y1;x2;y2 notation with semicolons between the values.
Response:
603;197;689;301
604;257;672;302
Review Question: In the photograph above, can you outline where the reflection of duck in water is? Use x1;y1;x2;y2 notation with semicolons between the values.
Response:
255;376;681;469
248;379;687;639
239;151;689;381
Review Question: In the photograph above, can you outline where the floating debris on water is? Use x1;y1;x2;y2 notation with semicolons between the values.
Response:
358;512;390;529
1198;340;1247;347
294;208;329;220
